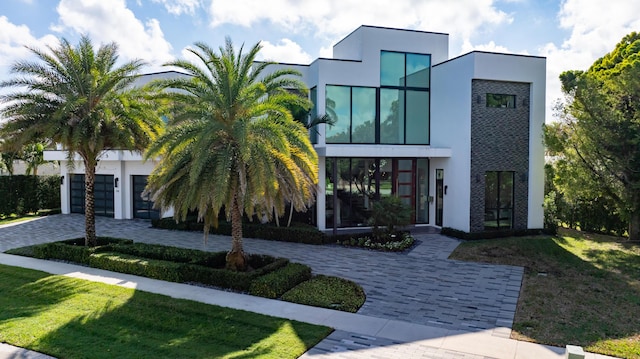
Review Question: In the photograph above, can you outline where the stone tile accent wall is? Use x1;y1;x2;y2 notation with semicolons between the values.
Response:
470;80;530;232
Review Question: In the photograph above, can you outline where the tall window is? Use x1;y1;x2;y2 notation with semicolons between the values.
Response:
326;86;376;143
380;51;430;145
484;171;514;230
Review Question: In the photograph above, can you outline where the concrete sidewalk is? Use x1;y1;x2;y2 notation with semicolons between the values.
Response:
0;253;618;359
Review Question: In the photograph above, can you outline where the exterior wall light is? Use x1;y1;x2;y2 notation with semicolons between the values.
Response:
114;177;119;188
60;176;64;185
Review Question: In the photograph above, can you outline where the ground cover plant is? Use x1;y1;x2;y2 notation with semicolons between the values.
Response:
0;264;331;358
449;228;640;359
282;275;366;313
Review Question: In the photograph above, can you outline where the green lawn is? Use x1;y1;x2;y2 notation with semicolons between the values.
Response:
450;228;640;359
0;264;331;359
0;213;40;226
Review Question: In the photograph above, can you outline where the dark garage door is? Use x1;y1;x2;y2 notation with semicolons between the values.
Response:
132;175;160;220
70;174;115;217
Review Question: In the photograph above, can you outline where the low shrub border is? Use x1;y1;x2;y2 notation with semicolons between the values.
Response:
249;263;312;299
441;227;554;240
9;238;291;292
282;275;366;313
152;217;326;245
334;231;415;252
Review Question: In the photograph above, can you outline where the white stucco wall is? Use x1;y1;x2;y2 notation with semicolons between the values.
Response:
431;55;475;231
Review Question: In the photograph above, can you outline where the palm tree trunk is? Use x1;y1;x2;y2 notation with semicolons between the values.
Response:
287;203;294;227
84;160;97;247
226;194;247;271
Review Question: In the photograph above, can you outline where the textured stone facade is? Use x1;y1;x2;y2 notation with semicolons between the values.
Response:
470;80;530;232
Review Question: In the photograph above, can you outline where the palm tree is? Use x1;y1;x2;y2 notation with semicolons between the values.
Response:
145;38;318;271
0;36;165;246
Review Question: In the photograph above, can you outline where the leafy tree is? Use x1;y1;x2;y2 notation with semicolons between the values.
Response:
0;36;165;246
549;32;640;239
22;142;47;176
144;38;318;271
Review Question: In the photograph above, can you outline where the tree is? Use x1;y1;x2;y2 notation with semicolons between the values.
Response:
22;142;47;176
145;38;318;271
549;32;640;239
0;36;165;246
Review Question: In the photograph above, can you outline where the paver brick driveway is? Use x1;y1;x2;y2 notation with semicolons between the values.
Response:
0;214;523;334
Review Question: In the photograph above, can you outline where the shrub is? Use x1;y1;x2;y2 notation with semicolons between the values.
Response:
282;275;366;313
151;217;326;244
37;175;61;210
441;227;552;240
368;196;412;236
249;263;312;299
89;252;184;282
336;232;415;252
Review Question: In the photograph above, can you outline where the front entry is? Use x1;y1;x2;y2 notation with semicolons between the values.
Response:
435;169;444;226
70;174;115;217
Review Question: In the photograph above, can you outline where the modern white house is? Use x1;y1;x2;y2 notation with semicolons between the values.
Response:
45;25;546;234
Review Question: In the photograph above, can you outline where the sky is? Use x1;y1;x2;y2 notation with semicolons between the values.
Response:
1;0;639;123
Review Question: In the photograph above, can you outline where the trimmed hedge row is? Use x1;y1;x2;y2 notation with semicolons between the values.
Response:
19;238;301;293
152;217;326;245
441;227;554;240
249;263;312;299
0;175;61;216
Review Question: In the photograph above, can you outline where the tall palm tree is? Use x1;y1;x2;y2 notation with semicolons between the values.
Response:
145;38;318;271
0;36;165;246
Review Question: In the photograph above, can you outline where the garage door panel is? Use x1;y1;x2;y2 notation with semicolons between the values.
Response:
70;174;114;217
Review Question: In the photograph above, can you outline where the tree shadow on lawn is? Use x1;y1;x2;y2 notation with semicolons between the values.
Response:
0;265;331;359
452;236;640;358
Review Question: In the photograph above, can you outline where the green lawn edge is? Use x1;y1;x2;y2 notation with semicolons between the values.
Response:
0;264;332;359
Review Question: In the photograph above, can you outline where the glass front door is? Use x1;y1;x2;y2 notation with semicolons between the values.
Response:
435;169;444;226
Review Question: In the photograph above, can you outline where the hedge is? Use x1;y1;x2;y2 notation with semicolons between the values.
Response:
152;217;326;245
441;227;554;240
248;262;312;299
14;238;296;293
0;175;61;216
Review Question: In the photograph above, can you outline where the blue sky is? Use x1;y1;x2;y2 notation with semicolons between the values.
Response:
1;0;639;122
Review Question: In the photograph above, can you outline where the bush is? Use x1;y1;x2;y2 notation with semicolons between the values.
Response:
89;252;185;282
12;238;290;293
37;175;61;210
441;227;552;240
151;217;326;244
282;275;366;313
249;263;312;299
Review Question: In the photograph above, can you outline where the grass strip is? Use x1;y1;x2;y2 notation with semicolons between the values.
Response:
0;264;331;359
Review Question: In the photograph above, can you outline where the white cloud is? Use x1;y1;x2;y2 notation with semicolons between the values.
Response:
540;0;640;121
0;16;58;67
55;0;174;67
152;0;201;15
460;40;528;55
257;39;312;64
207;0;511;44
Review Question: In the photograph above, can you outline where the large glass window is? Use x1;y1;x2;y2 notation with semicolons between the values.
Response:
380;52;406;87
405;90;429;144
310;87;318;144
379;51;430;145
325;157;429;228
380;89;404;144
326;85;375;144
325;86;351;143
406;53;431;88
484;171;514;230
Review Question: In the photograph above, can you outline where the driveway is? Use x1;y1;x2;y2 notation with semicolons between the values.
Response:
0;214;523;334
